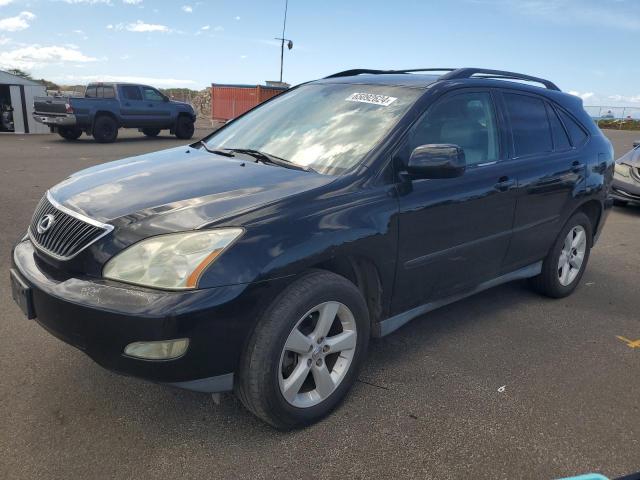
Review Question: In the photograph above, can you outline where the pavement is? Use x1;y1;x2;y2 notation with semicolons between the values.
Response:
1;127;639;480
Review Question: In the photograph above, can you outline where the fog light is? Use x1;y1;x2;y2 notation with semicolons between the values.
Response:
124;338;189;360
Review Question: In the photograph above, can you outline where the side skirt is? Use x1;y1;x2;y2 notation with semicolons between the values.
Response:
374;262;542;338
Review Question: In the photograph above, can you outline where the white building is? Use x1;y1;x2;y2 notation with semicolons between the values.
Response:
0;70;49;134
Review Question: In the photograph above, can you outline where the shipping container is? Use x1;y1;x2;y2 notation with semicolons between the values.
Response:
211;83;287;121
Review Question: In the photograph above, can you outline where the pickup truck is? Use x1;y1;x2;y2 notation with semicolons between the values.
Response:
33;83;197;143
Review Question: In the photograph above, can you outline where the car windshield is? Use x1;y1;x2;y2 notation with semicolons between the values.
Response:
204;83;422;175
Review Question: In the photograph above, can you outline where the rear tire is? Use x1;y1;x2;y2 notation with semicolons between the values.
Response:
58;127;82;141
174;116;195;140
142;128;161;137
236;270;370;429
92;116;118;143
529;212;592;298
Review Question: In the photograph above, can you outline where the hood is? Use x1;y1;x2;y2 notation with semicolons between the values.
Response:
49;146;334;230
619;146;640;167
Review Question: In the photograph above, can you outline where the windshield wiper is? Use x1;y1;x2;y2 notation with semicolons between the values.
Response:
196;141;236;157
224;148;314;172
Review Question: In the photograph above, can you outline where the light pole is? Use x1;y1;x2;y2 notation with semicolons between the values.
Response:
275;0;293;83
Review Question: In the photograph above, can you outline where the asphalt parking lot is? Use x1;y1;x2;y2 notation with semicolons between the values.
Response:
1;127;639;480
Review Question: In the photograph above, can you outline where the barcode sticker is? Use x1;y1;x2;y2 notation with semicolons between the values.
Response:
345;92;397;107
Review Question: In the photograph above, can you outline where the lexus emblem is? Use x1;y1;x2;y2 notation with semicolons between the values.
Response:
37;214;56;234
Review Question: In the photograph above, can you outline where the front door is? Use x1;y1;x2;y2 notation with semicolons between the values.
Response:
140;86;172;128
392;89;518;313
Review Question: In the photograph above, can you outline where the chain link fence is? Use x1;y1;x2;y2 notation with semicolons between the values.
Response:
585;105;640;130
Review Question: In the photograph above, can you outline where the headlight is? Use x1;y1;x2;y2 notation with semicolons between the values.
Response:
614;163;631;177
103;229;243;290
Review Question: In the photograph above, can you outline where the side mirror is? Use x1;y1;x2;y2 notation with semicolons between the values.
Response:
407;144;466;179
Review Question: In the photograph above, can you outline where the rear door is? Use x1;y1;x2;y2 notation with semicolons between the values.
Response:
119;85;147;127
498;91;588;272
392;89;518;313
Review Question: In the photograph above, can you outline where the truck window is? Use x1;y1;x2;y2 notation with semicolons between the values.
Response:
504;93;552;157
142;87;164;102
103;86;115;99
85;86;97;98
122;86;142;101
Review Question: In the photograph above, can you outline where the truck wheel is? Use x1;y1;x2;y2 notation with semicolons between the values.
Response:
58;127;82;141
236;270;370;429
529;212;592;298
142;128;161;137
174;116;195;140
93;116;118;143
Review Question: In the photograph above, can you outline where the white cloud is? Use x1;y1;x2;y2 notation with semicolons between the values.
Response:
181;5;192;13
0;0;14;7
123;0;142;4
213;25;224;31
234;16;240;20
109;20;170;32
0;11;35;32
57;74;196;87
200;24;210;30
568;91;595;102
62;0;112;4
0;35;9;44
0;44;98;70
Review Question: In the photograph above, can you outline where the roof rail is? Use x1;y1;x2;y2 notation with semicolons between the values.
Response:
440;68;560;91
324;68;456;79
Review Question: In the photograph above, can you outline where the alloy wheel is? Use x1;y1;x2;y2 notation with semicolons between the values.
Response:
278;301;357;408
557;225;587;286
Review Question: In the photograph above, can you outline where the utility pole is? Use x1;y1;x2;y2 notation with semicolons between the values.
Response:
275;0;293;83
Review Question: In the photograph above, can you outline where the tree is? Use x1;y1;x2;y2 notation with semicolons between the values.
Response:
6;68;33;80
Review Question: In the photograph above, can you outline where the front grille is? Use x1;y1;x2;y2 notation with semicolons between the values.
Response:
29;193;112;260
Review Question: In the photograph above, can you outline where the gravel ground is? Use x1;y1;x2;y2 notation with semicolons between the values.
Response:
0;128;639;480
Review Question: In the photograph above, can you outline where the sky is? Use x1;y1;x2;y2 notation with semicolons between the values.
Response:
0;0;638;108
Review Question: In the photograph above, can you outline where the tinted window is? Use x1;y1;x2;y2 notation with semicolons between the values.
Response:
557;109;588;147
96;86;104;98
85;86;97;98
103;86;115;99
546;103;571;151
404;92;499;166
504;93;552;157
122;86;142;101
142;87;164;102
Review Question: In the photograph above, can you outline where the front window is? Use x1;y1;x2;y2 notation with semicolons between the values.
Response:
204;84;422;175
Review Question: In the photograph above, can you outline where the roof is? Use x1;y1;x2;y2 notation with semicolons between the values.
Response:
313;67;562;92
211;83;288;90
0;70;44;86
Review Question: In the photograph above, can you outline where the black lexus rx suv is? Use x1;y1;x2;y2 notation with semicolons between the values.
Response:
10;68;614;429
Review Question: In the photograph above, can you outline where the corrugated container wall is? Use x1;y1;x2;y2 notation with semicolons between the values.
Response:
211;84;287;121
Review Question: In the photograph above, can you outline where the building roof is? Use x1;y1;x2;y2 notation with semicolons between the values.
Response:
0;70;44;86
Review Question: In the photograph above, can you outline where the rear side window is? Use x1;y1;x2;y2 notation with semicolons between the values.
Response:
557;109;588;147
546;103;571;151
103;86;115;99
85;86;97;98
504;93;552;157
122;86;142;101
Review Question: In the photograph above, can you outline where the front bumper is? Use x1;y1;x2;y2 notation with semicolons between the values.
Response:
32;113;77;127
11;240;283;392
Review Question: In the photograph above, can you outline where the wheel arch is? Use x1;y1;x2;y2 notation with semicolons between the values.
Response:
575;199;603;242
92;110;120;129
309;255;384;330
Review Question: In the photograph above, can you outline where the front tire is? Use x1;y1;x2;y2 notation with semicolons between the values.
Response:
174;116;195;140
236;270;369;429
58;126;82;141
529;212;592;298
92;116;118;143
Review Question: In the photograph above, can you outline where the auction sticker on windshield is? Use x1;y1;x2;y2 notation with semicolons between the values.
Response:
346;92;397;107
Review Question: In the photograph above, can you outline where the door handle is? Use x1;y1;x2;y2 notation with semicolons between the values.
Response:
571;161;585;173
494;176;515;192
